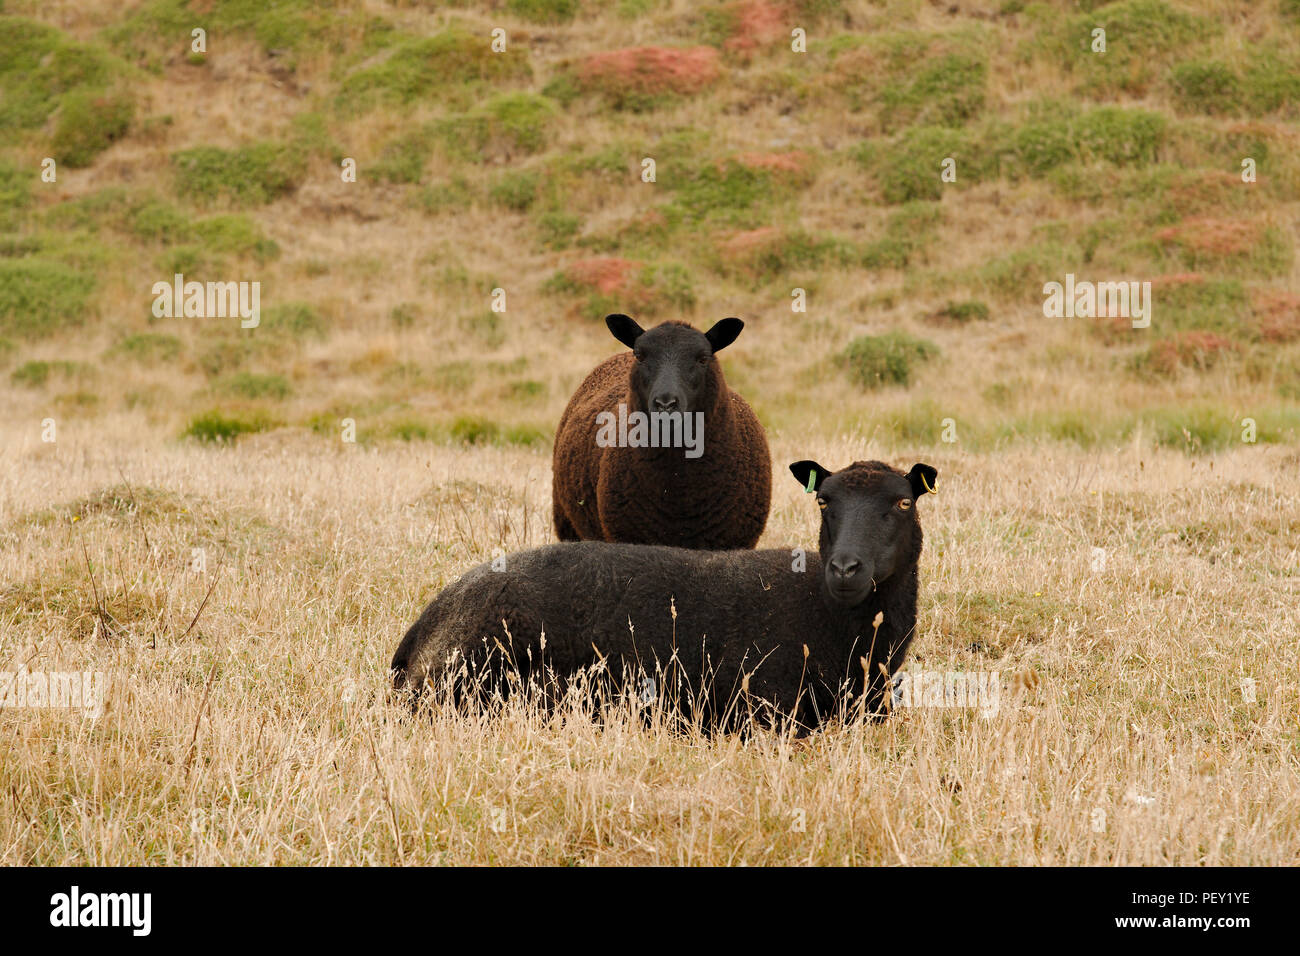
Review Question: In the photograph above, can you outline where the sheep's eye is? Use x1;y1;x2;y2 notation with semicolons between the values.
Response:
898;498;913;511
696;355;710;366
816;498;828;510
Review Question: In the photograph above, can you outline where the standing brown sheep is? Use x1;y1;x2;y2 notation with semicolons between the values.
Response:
552;314;771;550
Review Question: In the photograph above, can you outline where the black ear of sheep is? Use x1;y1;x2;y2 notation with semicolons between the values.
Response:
907;463;939;498
705;318;744;353
606;313;644;349
789;460;831;494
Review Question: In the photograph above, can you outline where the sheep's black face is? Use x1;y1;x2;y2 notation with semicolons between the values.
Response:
606;314;743;415
789;459;938;608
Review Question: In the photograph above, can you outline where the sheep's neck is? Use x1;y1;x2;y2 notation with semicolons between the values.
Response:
820;568;919;662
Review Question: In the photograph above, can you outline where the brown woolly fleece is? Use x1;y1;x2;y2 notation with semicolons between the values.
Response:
551;325;770;550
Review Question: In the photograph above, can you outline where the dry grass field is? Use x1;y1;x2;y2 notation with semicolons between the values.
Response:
2;0;1299;865
2;430;1298;863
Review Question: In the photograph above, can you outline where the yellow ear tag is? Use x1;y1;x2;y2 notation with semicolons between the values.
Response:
804;469;817;493
921;473;937;495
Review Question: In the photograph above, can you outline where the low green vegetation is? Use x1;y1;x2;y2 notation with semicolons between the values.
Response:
336;29;532;112
183;408;278;443
10;359;86;388
0;260;95;339
172;143;305;206
840;332;940;388
0;16;123;130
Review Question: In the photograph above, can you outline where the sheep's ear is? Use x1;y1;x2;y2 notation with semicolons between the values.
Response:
705;317;744;353
789;460;831;494
907;463;938;498
606;313;644;349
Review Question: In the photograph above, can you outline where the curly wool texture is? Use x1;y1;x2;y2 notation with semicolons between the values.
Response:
393;463;926;731
551;334;771;550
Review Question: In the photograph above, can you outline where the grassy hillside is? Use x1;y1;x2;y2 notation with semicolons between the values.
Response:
0;0;1296;447
1;0;1298;865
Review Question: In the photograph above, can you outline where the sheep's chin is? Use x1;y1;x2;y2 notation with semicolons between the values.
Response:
825;580;874;609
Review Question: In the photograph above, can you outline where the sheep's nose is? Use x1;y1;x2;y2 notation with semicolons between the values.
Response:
653;395;679;412
829;557;861;580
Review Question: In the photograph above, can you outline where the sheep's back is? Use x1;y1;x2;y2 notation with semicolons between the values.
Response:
435;543;840;702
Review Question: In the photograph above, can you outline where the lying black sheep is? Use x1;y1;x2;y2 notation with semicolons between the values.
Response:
392;458;938;731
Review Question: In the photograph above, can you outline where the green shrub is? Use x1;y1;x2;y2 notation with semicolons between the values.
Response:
617;0;660;16
869;126;972;203
394;94;560;177
1241;50;1300;115
835;31;987;130
373;128;436;184
128;197;191;243
1170;61;1240;115
437;92;558;160
391;419;435;441
489;170;542;211
1074;108;1166;165
538;211;581;248
1012;107;1165;175
419;178;474;214
1054;0;1215;96
877;51;987;131
106;0;397;71
1143;405;1240;453
172;142;305;205
450;416;501;445
51;89;133;167
219;371;291;400
506;380;546;401
156;244;218;276
502;424;548;446
998;409;1108;448
668;159;775;224
0;160;31;230
724;231;848;283
931;300;990;323
198;338;268;377
860;237;912;269
183;409;277;443
193;214;280;261
0;260;94;338
337;29;532;111
971;243;1071;298
43;186;138;233
1013;120;1077;174
112;332;182;364
287;110;341;161
639;262;696;309
450;416;546;447
0;17;120;131
1143;279;1249;335
260;302;328;339
0;160;31;207
10;359;82;387
840;332;939;388
508;0;580;21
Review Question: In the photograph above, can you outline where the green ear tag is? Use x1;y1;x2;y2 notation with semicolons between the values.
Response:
804;469;817;493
